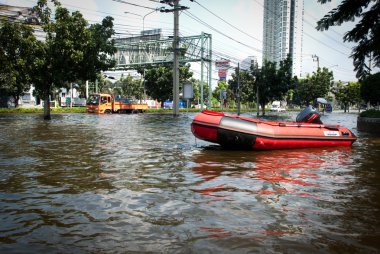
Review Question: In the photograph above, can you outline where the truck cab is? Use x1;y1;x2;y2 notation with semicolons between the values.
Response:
86;93;113;114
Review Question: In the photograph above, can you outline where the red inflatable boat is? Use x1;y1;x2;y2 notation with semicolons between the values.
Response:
191;107;356;150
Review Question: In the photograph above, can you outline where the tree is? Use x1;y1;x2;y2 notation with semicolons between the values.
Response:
115;75;144;100
228;68;255;106
0;22;40;107
80;16;116;82
294;67;334;106
316;0;380;80
33;0;115;120
360;72;380;106
293;77;314;106
212;80;228;107
144;64;193;107
332;81;361;112
191;78;210;107
251;56;294;115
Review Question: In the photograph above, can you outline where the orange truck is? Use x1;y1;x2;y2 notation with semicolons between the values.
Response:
86;93;148;114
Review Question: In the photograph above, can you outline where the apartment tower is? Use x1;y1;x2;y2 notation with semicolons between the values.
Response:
262;0;304;77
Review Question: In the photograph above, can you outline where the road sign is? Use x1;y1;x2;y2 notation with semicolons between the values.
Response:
183;82;193;99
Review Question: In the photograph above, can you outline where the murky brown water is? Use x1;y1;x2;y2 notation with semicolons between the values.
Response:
0;111;379;253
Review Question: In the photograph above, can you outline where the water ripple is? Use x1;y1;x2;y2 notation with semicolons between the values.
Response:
0;112;379;253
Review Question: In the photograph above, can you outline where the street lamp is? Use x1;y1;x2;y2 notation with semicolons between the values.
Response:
125;8;162;33
124;11;142;17
124;11;143;31
143;9;156;32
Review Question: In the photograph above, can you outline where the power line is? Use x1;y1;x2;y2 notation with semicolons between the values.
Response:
6;0;258;64
191;0;262;43
111;0;157;10
183;10;262;54
303;32;350;57
255;0;352;59
303;10;345;38
144;0;161;3
303;19;352;51
178;26;255;62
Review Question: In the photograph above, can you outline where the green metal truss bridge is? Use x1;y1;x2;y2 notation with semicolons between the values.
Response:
112;32;213;108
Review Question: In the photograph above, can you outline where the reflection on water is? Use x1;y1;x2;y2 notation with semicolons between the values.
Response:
0;112;379;253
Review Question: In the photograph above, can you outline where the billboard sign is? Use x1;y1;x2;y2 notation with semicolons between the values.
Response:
218;69;227;78
0;4;41;26
215;59;230;70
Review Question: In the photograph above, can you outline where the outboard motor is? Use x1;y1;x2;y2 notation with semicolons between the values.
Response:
296;105;323;124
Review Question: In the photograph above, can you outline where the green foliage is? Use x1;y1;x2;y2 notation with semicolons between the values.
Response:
114;75;144;100
360;72;380;105
251;56;294;115
316;0;380;79
222;56;295;114
294;67;334;106
80;16;117;82
94;73;112;94
228;68;255;103
0;22;40;107
0;107;86;114
360;109;380;118
51;107;86;113
332;81;361;112
0;107;42;114
144;64;193;105
31;0;116;120
144;66;172;105
212;80;227;101
192;79;210;106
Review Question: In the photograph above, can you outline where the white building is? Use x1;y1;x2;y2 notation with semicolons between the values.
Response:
262;0;304;77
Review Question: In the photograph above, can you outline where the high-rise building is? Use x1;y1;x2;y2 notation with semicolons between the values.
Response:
262;0;304;77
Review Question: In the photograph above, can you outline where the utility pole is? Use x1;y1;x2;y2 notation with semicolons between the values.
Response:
250;59;259;117
208;36;212;109
237;63;241;116
173;0;180;116
312;54;319;69
160;0;188;116
256;81;259;117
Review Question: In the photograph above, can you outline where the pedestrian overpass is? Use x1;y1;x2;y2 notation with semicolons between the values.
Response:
112;32;212;108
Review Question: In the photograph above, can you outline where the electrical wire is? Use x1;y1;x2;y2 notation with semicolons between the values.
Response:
111;0;157;10
303;32;350;57
254;0;352;58
303;19;352;51
303;9;346;38
183;10;262;54
191;0;262;43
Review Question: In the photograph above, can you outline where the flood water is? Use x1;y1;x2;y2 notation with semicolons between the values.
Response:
0;111;379;253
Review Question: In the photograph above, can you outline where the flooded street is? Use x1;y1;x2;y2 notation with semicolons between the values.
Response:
0;111;379;253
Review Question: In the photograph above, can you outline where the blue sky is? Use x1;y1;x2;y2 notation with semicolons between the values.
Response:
2;0;362;83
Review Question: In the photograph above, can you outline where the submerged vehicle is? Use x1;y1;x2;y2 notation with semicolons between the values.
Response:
270;101;286;112
86;93;148;114
191;106;356;150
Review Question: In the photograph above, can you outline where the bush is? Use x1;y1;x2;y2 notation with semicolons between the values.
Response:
0;107;86;114
361;72;380;105
51;107;86;113
360;109;380;118
0;107;42;113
